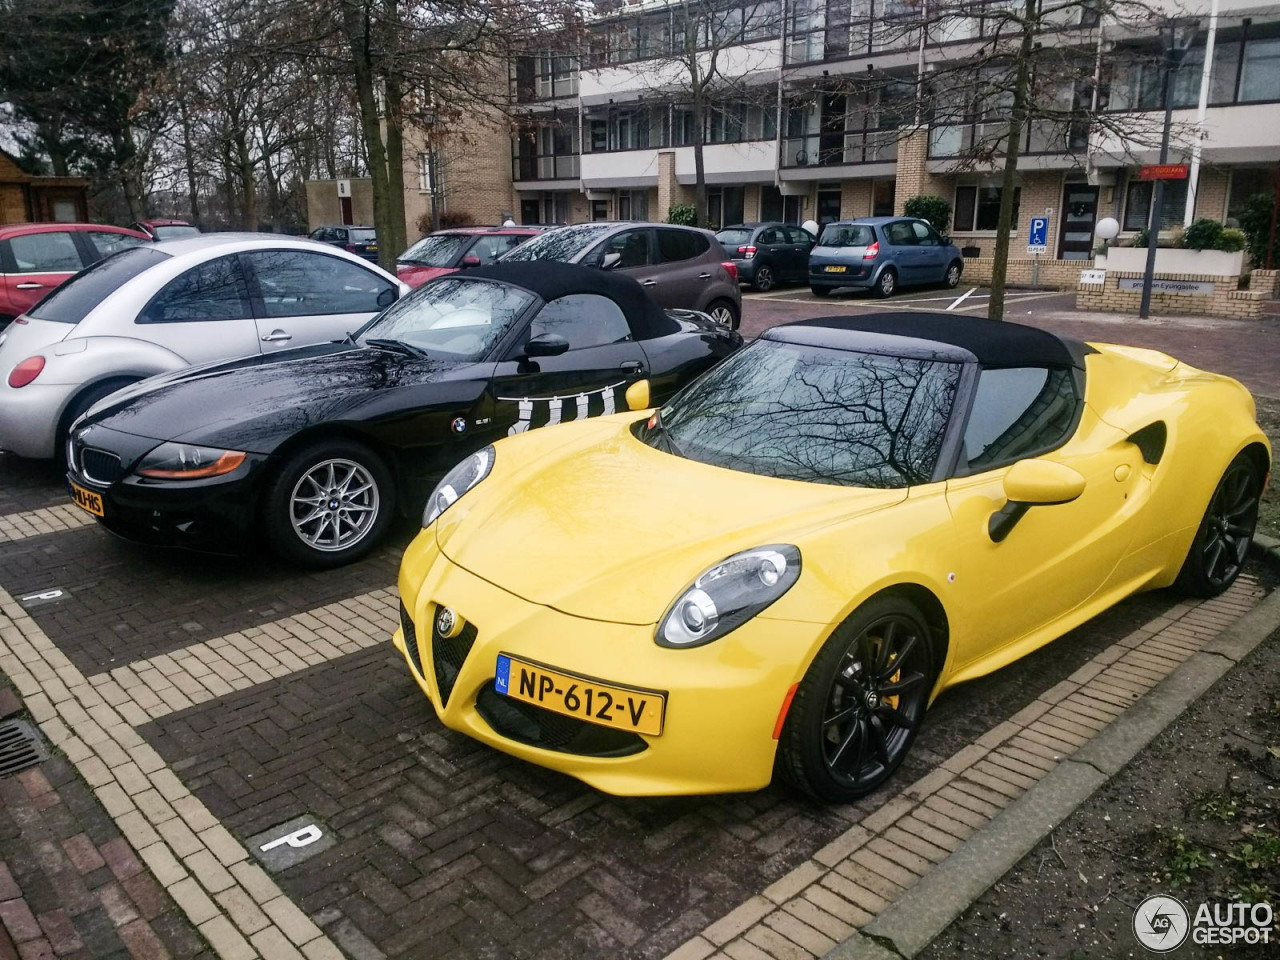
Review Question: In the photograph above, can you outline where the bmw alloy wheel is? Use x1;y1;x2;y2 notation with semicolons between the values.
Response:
289;458;380;552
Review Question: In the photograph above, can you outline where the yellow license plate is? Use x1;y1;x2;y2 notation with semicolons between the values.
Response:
496;654;666;736
367;244;378;251
69;482;104;517
825;265;847;273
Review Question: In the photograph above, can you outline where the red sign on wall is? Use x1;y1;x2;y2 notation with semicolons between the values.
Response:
1138;164;1190;181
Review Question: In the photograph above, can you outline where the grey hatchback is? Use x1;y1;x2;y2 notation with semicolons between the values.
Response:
808;217;963;299
502;222;743;329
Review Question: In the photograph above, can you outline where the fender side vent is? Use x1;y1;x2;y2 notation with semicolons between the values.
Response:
1128;421;1167;465
0;718;48;777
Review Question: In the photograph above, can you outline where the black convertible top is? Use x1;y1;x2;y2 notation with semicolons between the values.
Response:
768;313;1090;369
460;261;680;340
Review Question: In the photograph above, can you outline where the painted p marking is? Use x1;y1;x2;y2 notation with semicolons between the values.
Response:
260;824;323;853
247;814;335;872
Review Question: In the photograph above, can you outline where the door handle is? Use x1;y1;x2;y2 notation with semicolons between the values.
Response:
698;273;712;280
620;361;644;374
15;282;44;290
261;330;293;342
641;279;657;287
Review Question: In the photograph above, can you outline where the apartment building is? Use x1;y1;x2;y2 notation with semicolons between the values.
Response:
497;0;1278;264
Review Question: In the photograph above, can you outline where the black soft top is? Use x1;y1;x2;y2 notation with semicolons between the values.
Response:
766;313;1090;369
460;261;680;340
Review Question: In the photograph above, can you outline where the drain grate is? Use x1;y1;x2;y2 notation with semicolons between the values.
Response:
0;718;48;776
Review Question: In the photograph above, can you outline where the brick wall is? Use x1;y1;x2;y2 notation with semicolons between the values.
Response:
1193;167;1230;222
1250;269;1280;298
656;152;694;221
841;180;872;219
425;109;518;230
893;131;946;215
961;256;1083;289
1076;271;1265;319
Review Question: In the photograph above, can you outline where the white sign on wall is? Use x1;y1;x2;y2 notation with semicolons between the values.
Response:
1079;269;1106;285
336;179;351;198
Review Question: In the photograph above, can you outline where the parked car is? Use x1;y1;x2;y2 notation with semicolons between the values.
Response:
502;222;742;329
393;311;1268;800
809;217;963;299
715;222;814;292
0;223;151;328
0;234;407;461
131;220;201;241
397;226;542;288
63;262;742;566
309;225;378;262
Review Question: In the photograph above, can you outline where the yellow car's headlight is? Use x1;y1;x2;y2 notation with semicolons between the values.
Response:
657;545;802;648
423;445;495;526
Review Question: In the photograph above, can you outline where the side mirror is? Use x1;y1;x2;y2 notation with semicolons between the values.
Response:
376;287;397;309
624;379;650;411
990;459;1085;543
600;252;622;271
523;332;570;357
461;255;482;268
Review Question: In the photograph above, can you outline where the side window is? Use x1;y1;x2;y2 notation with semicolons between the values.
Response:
142;255;251;323
911;221;939;246
885;221;916;246
245;250;394;318
757;228;779;246
595;229;652;268
787;226;813;245
9;232;84;273
85;231;148;261
527;293;632;350
470;235;523;264
961;367;1079;472
656;229;709;263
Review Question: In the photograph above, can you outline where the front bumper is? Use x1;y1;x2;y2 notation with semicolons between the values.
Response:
395;531;823;796
0;382;73;458
66;424;266;554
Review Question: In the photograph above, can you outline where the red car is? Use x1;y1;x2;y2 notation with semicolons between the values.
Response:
130;219;201;241
0;222;151;327
396;226;542;288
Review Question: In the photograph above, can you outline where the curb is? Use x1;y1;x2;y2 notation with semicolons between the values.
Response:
823;537;1280;960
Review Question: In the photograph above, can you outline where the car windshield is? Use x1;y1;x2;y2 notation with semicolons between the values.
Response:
715;228;754;247
151;225;200;240
357;277;533;360
643;339;962;488
27;247;170;324
351;229;377;243
399;234;470;266
818;224;875;247
501;223;615;262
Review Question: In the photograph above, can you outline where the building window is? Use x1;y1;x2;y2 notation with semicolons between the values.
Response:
1227;168;1276;222
954;184;1020;231
418;153;433;192
618;190;649;220
1122;177;1189;231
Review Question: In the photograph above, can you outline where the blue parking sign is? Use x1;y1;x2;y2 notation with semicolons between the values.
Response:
1027;217;1049;254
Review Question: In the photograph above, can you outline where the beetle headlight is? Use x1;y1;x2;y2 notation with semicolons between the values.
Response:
657;545;801;648
423;445;495;527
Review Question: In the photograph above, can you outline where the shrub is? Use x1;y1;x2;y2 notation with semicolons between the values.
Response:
1183;217;1224;250
1237;192;1278;266
439;210;476;228
1218;228;1246;252
1130;227;1151;248
665;203;697;226
904;195;953;240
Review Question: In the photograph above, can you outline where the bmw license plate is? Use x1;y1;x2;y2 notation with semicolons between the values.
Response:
495;654;665;736
825;265;847;273
69;482;104;517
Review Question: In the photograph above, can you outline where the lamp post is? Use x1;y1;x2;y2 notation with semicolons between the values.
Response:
1139;20;1199;319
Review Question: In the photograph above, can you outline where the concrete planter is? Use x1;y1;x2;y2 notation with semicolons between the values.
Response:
1100;247;1245;276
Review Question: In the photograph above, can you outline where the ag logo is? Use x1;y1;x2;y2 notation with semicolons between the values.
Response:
1133;894;1190;952
451;416;467;434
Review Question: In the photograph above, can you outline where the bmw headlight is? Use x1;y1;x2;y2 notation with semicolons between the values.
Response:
136;442;245;479
423;445;495;527
657;545;802;648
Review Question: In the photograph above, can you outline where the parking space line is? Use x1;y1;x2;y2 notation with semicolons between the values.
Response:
0;586;346;959
87;589;399;723
946;287;978;311
665;573;1265;959
0;503;94;542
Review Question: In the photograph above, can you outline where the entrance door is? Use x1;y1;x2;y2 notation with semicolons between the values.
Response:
1058;185;1099;260
872;179;895;217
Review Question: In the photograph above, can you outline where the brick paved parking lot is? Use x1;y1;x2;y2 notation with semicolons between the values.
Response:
1;299;1278;959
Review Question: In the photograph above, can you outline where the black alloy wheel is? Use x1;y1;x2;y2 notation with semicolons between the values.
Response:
753;263;776;292
780;595;935;802
1175;452;1261;597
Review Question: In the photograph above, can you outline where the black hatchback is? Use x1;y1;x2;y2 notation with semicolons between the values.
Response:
309;225;379;262
714;222;814;292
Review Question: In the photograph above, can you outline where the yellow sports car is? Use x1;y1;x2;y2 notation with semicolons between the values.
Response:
393;313;1269;801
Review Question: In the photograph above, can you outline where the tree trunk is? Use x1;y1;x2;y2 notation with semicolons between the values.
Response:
342;1;393;267
692;93;708;227
234;130;257;230
384;72;408;266
987;0;1035;322
180;99;201;223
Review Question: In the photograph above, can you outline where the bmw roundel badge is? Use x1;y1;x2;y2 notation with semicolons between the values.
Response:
451;417;468;434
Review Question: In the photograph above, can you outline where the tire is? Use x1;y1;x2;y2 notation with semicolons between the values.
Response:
810;286;831;298
874;268;897;299
944;260;963;289
752;263;776;292
779;594;937;803
1173;452;1262;597
706;298;740;331
263;439;395;569
56;377;138;466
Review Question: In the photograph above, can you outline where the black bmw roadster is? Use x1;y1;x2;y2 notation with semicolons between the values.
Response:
65;263;742;566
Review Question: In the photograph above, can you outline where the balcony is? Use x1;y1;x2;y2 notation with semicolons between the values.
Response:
780;129;899;168
929;119;1088;159
512;153;581;183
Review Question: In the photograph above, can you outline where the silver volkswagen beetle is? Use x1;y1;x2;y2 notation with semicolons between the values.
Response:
0;234;407;460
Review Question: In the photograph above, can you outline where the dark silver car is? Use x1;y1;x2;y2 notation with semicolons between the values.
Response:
501;222;743;329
